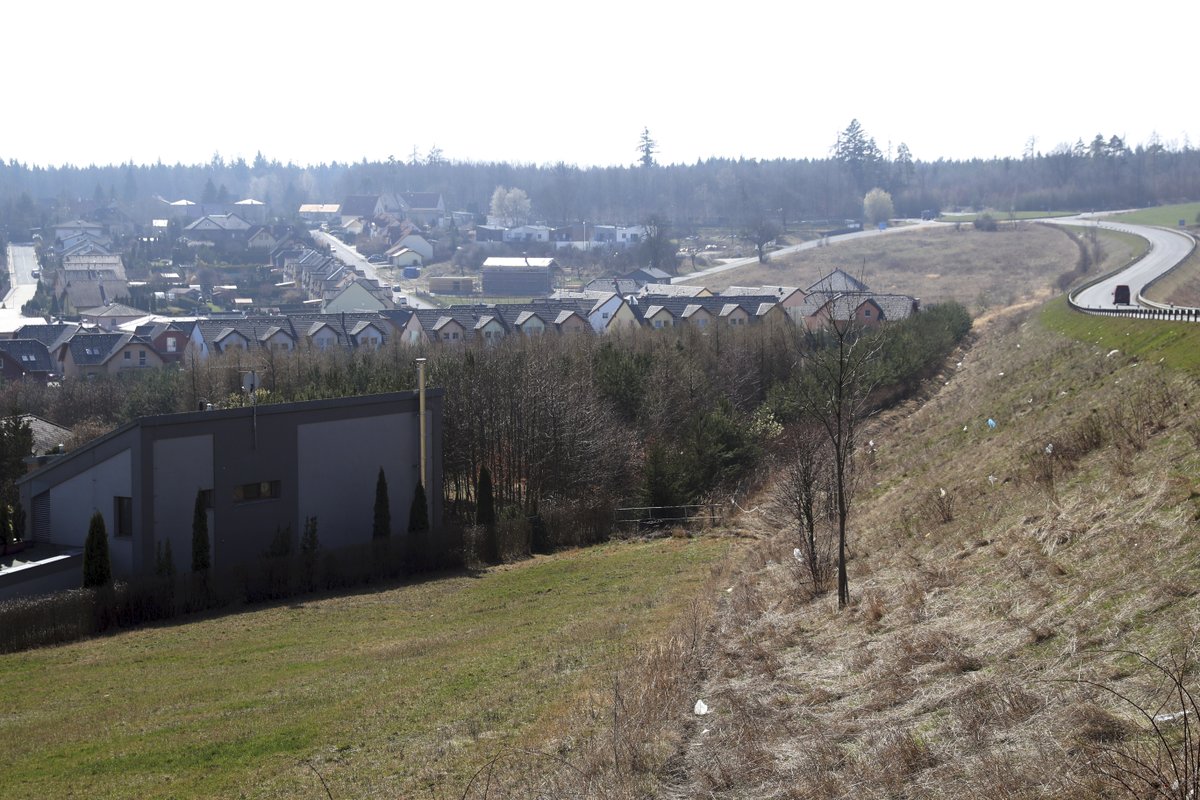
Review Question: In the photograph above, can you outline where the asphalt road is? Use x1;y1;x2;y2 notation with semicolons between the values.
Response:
1;244;47;333
1041;218;1196;310
673;220;942;284
312;230;433;309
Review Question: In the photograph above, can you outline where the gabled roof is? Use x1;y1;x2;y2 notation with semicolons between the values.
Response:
81;302;147;318
339;195;380;217
184;213;253;232
0;340;56;375
63;332;151;366
399;192;443;210
641;283;706;298
12;323;84;352
806;269;870;295
721;285;802;300
584;278;640;296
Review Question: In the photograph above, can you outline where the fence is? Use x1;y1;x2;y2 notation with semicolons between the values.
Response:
613;503;724;533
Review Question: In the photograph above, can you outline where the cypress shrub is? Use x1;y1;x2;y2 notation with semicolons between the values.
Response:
82;511;112;588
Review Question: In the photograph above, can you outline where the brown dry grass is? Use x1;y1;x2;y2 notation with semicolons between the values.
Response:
683;224;1078;308
650;304;1200;798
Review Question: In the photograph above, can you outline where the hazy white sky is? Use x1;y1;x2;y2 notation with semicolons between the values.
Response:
3;0;1196;168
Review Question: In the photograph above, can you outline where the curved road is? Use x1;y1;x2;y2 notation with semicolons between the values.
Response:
676;214;1196;316
674;220;942;285
1042;218;1196;310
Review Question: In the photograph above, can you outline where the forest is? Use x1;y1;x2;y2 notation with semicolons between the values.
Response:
2;123;1199;242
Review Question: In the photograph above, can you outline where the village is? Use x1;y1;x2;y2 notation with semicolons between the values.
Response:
1;190;919;380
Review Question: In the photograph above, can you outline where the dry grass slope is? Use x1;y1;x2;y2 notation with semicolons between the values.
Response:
661;305;1200;798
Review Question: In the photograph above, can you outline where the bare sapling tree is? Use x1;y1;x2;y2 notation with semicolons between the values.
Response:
1074;640;1200;800
795;321;880;608
774;424;835;591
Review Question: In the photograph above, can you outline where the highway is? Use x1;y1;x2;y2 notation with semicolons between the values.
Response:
1042;218;1196;311
1;244;48;333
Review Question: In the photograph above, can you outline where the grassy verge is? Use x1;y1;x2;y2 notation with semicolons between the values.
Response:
1102;201;1200;227
1142;237;1200;307
0;536;732;799
939;210;1077;222
1042;295;1200;374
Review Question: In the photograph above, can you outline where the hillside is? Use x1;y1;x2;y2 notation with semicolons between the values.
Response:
660;300;1200;798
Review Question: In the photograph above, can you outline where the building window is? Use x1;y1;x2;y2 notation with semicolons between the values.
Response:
864;309;872;317
139;350;147;366
167;338;178;353
124;351;132;361
233;480;281;503
114;496;133;537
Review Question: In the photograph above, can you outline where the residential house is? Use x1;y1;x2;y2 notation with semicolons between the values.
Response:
339;195;384;225
246;226;278;250
623;267;674;286
323;279;394;314
16;391;444;586
56;276;131;316
397;192;445;227
481;257;558;296
183;213;254;245
387;247;423;268
63;253;127;280
52;220;104;243
298;203;341;223
805;268;870;295
79;303;149;331
130;320;199;364
56;332;164;378
393;232;433;261
640;282;710;298
233;198;267;224
0;340;58;382
504;225;553;244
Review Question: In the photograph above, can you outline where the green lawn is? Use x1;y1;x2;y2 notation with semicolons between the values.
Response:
0;536;731;799
1041;295;1200;374
1102;201;1200;227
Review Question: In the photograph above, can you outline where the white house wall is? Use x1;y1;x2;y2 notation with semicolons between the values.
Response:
49;449;134;577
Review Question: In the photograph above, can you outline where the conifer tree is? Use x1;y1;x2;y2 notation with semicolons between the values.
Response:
83;511;112;588
373;468;391;538
191;490;210;572
408;481;428;533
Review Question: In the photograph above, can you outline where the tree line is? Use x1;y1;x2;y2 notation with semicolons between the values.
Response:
3;123;1199;239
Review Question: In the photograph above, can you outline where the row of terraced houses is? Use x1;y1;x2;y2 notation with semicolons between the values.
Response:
0;270;916;381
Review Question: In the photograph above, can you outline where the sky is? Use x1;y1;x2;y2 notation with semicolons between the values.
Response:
3;0;1197;169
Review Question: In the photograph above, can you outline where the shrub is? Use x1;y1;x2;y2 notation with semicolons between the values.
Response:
973;213;998;231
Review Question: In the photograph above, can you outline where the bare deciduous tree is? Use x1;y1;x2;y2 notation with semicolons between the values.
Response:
795;323;880;608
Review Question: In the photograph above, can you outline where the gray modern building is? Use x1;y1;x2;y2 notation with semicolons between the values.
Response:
15;391;443;582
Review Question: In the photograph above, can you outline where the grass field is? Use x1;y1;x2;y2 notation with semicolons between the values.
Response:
1102;201;1200;227
683;224;1079;309
0;536;733;799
